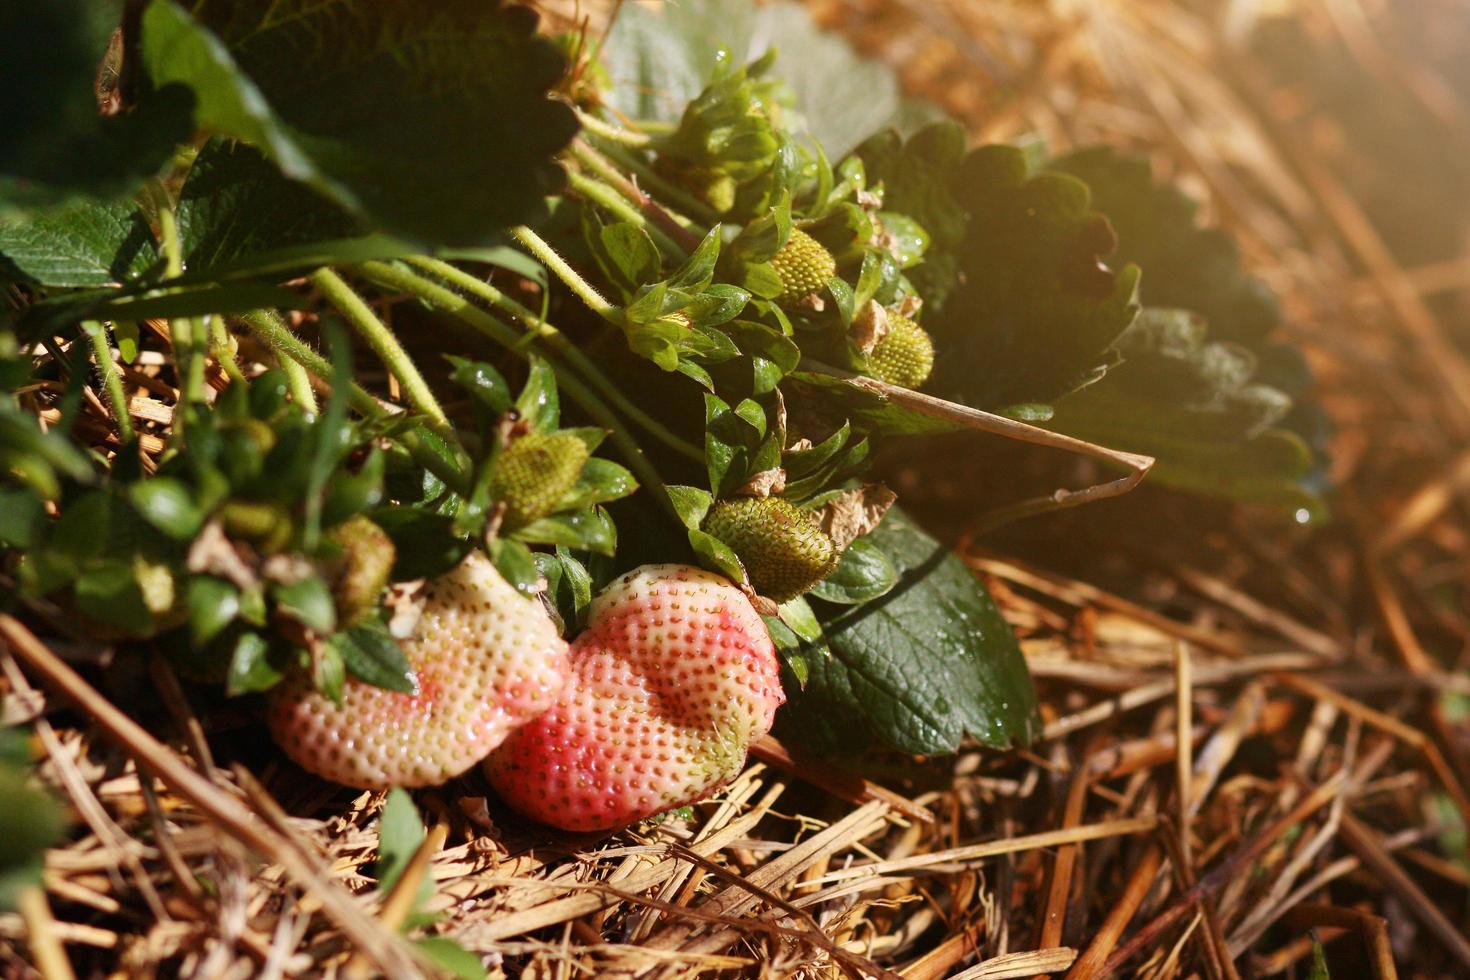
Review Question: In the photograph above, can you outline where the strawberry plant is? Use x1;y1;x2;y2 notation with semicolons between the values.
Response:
0;0;1326;858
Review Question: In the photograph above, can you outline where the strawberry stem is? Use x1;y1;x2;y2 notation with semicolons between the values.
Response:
148;180;209;415
560;171;691;260
238;308;471;496
309;268;456;442
352;261;681;523
510;225;620;317
571;106;655;148
406;256;704;464
81;320;134;446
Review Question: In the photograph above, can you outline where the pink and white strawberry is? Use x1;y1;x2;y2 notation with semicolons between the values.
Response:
484;564;785;831
269;552;570;788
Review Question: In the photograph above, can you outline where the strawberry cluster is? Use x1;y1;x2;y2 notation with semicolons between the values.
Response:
270;556;783;830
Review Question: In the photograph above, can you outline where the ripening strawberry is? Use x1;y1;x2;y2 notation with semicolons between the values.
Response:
770;228;836;306
702;496;839;601
490;431;589;529
269;551;569;788
867;313;935;389
485;564;784;831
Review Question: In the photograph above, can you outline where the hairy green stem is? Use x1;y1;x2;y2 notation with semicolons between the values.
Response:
581;138;722;228
569;140;706;241
249;310;320;415
207;315;248;387
509;225;619;318
407;256;703;463
572;106;655;148
354;261;678;521
309;267;452;434
82;321;135;445
239;309;469;496
560;171;690;260
149;182;208;410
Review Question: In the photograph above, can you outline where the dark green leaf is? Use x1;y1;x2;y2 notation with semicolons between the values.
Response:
141;0;577;247
923;144;1141;408
374;509;471;581
176;139;361;274
536;548;593;634
0;200;159;287
331;622;417;695
0;488;45;547
780;510;1038;756
0;0;192;209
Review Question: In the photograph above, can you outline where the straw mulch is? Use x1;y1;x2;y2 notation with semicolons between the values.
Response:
3;1;1470;977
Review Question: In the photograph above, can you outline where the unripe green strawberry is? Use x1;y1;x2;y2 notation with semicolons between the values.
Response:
269;551;570;789
867;313;935;389
485;564;783;831
489;432;589;530
322;515;395;628
701;496;838;602
770;228;836;306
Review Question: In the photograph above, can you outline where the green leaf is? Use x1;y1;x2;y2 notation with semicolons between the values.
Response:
1052;147;1279;347
225;630;283;695
176;139;361;275
488;539;540;598
555;458;638;511
415;937;488;980
0;200;159;288
375;788;425;894
919;143;1141;408
128;478;204;539
779;510;1038;756
74;560;153;635
0;762;65;909
787;372;961;436
809;538;898;604
274;576;336;633
515;507;617;557
515;357;560;432
601;0;934;159
536;548;593;634
0;488;46;548
776;596;822;642
187;576;240;647
667;485;714;529
0;0;192;210
331;622;417;695
141;0;578;247
374;509;471;582
686;527;746;584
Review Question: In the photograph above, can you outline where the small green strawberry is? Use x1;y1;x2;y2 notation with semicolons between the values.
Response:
489;432;589;530
867;313;935;389
701;496;839;602
322;515;395;627
770;228;836;306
